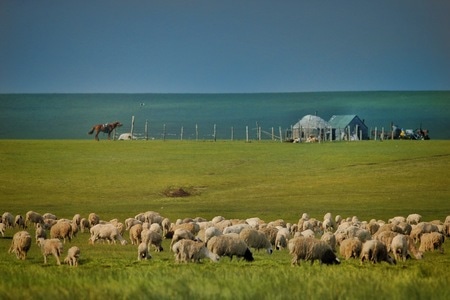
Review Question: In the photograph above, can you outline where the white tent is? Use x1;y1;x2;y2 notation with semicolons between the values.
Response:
292;115;330;141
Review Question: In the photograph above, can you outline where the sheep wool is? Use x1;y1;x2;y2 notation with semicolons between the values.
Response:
37;238;63;265
207;235;254;262
288;237;340;266
239;228;273;254
64;246;81;266
9;231;32;260
339;238;363;260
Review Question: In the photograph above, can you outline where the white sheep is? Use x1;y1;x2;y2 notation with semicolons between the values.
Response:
37;238;63;265
125;218;142;231
320;231;336;252
197;226;222;244
64;246;80;266
288;237;340;266
129;223;143;245
339;238;362;260
239;228;273;254
390;234;409;262
50;221;73;244
207;234;254;262
137;242;151;260
275;228;290;250
360;240;396;265
2;212;15;228
141;229;163;252
406;214;422;225
8;231;32;260
172;239;220;263
170;228;197;248
223;223;251;235
410;222;439;243
419;232;445;253
89;223;127;245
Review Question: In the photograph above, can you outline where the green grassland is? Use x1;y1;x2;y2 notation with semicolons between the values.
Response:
0;140;449;299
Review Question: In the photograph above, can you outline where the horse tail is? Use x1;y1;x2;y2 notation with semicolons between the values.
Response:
88;127;95;135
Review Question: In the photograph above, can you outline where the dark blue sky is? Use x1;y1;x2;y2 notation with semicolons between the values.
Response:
1;1;449;93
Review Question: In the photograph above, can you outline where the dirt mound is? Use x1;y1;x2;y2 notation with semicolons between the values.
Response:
163;187;191;198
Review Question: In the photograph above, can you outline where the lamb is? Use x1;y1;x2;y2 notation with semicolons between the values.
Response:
207;234;254;262
50;220;73;244
89;223;127;245
64;246;80;266
288;237;340;266
137;242;151;260
172;239;220;263
25;210;44;227
419;232;445;253
239;228;273;254
8;231;32;260
339;238;362;260
37;238;63;265
141;229;164;252
360;240;396;265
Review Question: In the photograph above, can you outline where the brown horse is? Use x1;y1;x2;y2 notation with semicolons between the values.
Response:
88;121;123;141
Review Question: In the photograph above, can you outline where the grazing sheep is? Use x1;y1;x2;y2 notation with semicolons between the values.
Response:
15;214;26;229
259;227;279;247
339;238;362;260
25;211;44;227
72;214;81;227
375;231;398;252
410;222;439;243
199;226;223;244
80;218;90;233
170;228;197;248
129;224;143;245
50;221;73;244
43;213;57;221
89;223;127;245
137;242;151;260
239;228;273;254
37;238;63;265
288;237;340;266
172;239;220;263
64;246;80;266
320;232;337;252
2;212;15;228
141;229;164;252
406;214;422;225
360;240;396;265
8;231;32;260
275;228;290;250
223;223;251;235
125;218;142;231
419;232;445;253
161;217;171;237
207;235;254;262
391;234;409;262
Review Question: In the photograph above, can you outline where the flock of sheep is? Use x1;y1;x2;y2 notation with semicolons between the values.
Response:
1;210;448;266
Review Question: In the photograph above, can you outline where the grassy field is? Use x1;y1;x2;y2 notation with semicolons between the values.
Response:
0;139;449;299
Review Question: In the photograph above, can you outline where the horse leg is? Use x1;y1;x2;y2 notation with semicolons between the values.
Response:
95;131;100;141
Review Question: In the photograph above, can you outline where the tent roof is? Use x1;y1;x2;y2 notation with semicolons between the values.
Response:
328;115;367;129
293;115;330;129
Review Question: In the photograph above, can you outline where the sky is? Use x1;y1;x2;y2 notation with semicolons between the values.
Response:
1;0;449;93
